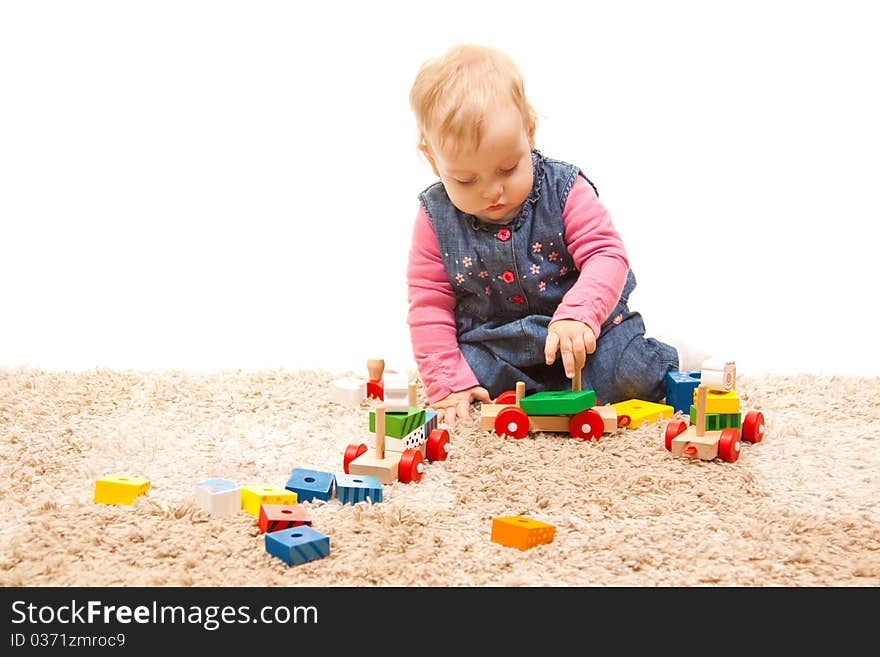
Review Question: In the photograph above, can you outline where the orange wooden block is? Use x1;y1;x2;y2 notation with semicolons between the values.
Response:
490;516;556;551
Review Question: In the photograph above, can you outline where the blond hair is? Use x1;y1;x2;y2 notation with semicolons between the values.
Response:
409;44;537;156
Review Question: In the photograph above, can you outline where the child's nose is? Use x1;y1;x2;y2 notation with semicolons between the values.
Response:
482;182;503;200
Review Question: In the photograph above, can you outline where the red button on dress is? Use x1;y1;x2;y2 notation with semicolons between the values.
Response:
511;294;525;305
502;271;515;283
496;229;511;242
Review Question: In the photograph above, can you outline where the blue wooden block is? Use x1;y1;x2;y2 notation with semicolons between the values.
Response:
665;371;701;414
265;525;330;566
334;473;382;505
286;468;335;503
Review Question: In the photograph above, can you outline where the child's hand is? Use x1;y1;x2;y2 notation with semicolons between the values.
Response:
545;320;597;379
428;386;492;427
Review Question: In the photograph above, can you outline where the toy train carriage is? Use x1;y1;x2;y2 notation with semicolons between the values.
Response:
480;381;617;440
664;383;765;463
344;404;450;484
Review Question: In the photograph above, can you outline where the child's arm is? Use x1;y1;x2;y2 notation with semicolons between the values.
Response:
407;206;485;408
546;175;630;376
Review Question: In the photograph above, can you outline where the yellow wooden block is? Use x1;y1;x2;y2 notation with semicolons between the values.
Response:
612;399;674;428
693;388;740;414
240;486;297;516
94;475;150;505
490;516;556;551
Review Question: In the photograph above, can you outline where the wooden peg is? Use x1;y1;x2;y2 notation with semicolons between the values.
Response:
572;364;582;391
695;384;708;438
367;358;385;381
516;381;526;404
408;382;417;407
375;404;386;459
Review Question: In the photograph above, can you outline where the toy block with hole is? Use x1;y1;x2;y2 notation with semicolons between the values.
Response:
612;399;674;429
665;371;702;415
265;525;330;566
93;475;150;505
692;388;740;414
689;407;742;431
518;389;596;415
258;504;313;533
194;478;240;516
328;378;367;406
490;516;556;551
240;486;298;516
382;371;410;412
285;468;335;503
369;407;426;439
366;357;385;400
334;473;383;504
665;383;765;462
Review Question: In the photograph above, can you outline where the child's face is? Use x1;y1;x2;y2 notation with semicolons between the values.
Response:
424;103;535;223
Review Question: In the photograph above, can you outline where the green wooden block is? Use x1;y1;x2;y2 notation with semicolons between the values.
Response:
369;408;426;439
519;389;596;416
689;406;741;431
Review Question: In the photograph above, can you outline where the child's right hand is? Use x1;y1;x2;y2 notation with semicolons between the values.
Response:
427;386;492;427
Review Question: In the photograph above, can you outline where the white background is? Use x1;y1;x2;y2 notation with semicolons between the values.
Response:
1;1;877;378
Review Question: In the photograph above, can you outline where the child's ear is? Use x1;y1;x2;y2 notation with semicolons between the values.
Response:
527;119;536;150
419;143;441;177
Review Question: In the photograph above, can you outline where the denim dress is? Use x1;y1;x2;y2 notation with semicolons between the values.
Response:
418;150;678;404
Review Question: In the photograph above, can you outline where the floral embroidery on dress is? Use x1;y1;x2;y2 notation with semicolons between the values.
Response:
462;256;472;268
485;286;492;295
478;271;489;279
559;265;569;276
530;264;540;275
548;251;558;262
538;281;546;292
531;242;542;253
455;273;465;285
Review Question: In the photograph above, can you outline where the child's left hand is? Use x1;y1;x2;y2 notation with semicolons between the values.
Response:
544;320;597;379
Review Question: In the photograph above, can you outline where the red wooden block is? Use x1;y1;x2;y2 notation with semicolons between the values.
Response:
258;504;313;534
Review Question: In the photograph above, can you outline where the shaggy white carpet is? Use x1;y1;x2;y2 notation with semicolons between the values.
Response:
0;368;877;586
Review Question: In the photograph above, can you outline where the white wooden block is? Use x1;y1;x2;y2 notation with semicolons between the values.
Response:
194;478;241;516
383;372;409;412
329;378;367;406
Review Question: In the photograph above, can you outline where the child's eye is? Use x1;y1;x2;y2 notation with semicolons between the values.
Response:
454;178;476;186
500;164;518;175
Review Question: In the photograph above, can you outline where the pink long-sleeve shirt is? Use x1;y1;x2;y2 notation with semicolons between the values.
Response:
407;174;629;404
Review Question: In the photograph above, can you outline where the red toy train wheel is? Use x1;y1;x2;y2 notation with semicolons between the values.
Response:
426;428;450;461
741;411;765;444
569;408;604;440
398;449;425;483
664;419;688;451
343;443;367;474
717;428;742;463
494;390;518;405
494;406;529;439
